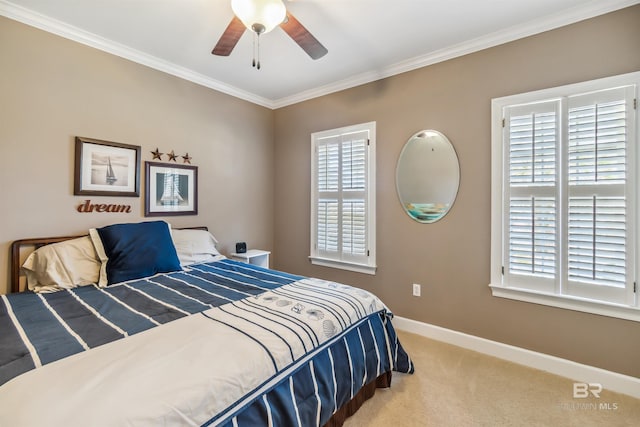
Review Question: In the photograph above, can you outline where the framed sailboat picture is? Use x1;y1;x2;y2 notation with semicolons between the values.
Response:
145;162;198;216
74;137;141;197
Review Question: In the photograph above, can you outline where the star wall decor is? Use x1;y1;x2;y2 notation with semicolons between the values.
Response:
150;148;193;163
151;147;163;160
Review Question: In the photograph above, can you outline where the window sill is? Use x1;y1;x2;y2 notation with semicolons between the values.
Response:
489;283;640;323
309;256;376;275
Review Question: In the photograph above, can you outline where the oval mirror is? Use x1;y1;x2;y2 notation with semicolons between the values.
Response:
396;130;460;223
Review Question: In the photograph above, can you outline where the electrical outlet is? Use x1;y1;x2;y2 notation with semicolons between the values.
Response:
412;283;421;297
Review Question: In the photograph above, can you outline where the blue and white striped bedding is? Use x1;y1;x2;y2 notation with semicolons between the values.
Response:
0;259;413;426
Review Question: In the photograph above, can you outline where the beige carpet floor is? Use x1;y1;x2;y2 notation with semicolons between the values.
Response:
344;330;640;427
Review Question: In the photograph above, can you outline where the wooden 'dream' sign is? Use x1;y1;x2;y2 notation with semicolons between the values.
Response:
77;199;132;213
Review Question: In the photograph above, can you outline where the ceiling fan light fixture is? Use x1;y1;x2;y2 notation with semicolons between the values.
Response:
231;0;287;35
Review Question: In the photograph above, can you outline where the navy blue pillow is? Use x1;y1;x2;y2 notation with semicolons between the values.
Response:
96;221;181;285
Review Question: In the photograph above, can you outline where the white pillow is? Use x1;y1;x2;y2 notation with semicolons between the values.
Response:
88;228;109;287
171;229;221;266
22;236;101;293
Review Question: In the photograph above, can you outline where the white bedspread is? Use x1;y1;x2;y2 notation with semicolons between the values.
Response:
0;279;385;426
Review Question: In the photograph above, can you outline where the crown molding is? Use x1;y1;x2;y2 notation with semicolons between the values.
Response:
2;0;638;110
271;0;640;108
0;0;274;108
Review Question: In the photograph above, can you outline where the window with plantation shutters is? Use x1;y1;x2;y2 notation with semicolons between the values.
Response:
491;72;639;322
311;122;376;274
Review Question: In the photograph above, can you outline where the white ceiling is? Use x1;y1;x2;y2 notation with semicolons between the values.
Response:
1;0;637;108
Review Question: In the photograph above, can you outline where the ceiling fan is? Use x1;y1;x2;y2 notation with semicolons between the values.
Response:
212;0;327;68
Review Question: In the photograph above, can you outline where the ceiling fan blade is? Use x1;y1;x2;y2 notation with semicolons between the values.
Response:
212;16;246;56
280;12;327;60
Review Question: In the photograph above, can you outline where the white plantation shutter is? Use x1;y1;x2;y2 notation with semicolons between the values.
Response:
504;101;559;293
316;138;340;253
311;123;376;274
567;197;626;286
318;142;339;192
565;88;632;303
341;138;367;258
508;197;556;278
509;110;557;186
567;99;627;185
317;199;338;252
343;200;366;255
342;140;366;190
492;74;639;318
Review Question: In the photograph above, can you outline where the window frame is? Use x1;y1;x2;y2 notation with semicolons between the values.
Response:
310;122;376;275
490;72;640;322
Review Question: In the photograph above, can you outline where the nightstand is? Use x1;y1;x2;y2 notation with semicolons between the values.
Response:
230;249;270;268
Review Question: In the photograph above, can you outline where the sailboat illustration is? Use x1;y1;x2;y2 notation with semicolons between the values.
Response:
106;157;117;185
160;172;184;205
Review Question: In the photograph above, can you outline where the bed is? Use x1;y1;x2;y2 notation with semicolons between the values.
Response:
0;220;413;426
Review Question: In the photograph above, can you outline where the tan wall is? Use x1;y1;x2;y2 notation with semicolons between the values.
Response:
273;6;640;378
0;16;275;294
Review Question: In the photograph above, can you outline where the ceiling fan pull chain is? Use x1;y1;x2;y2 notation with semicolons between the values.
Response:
256;34;261;70
250;32;261;70
252;33;256;67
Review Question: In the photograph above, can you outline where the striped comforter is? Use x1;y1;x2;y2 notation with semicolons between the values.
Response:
0;259;413;426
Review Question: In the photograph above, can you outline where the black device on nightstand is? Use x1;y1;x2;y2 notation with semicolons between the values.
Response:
235;242;247;253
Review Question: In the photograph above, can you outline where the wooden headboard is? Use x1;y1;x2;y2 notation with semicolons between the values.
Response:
9;226;208;294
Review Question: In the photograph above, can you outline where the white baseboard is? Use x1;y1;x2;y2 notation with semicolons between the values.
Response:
393;316;640;399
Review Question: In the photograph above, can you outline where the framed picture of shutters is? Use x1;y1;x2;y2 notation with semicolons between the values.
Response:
74;137;141;197
144;162;198;216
